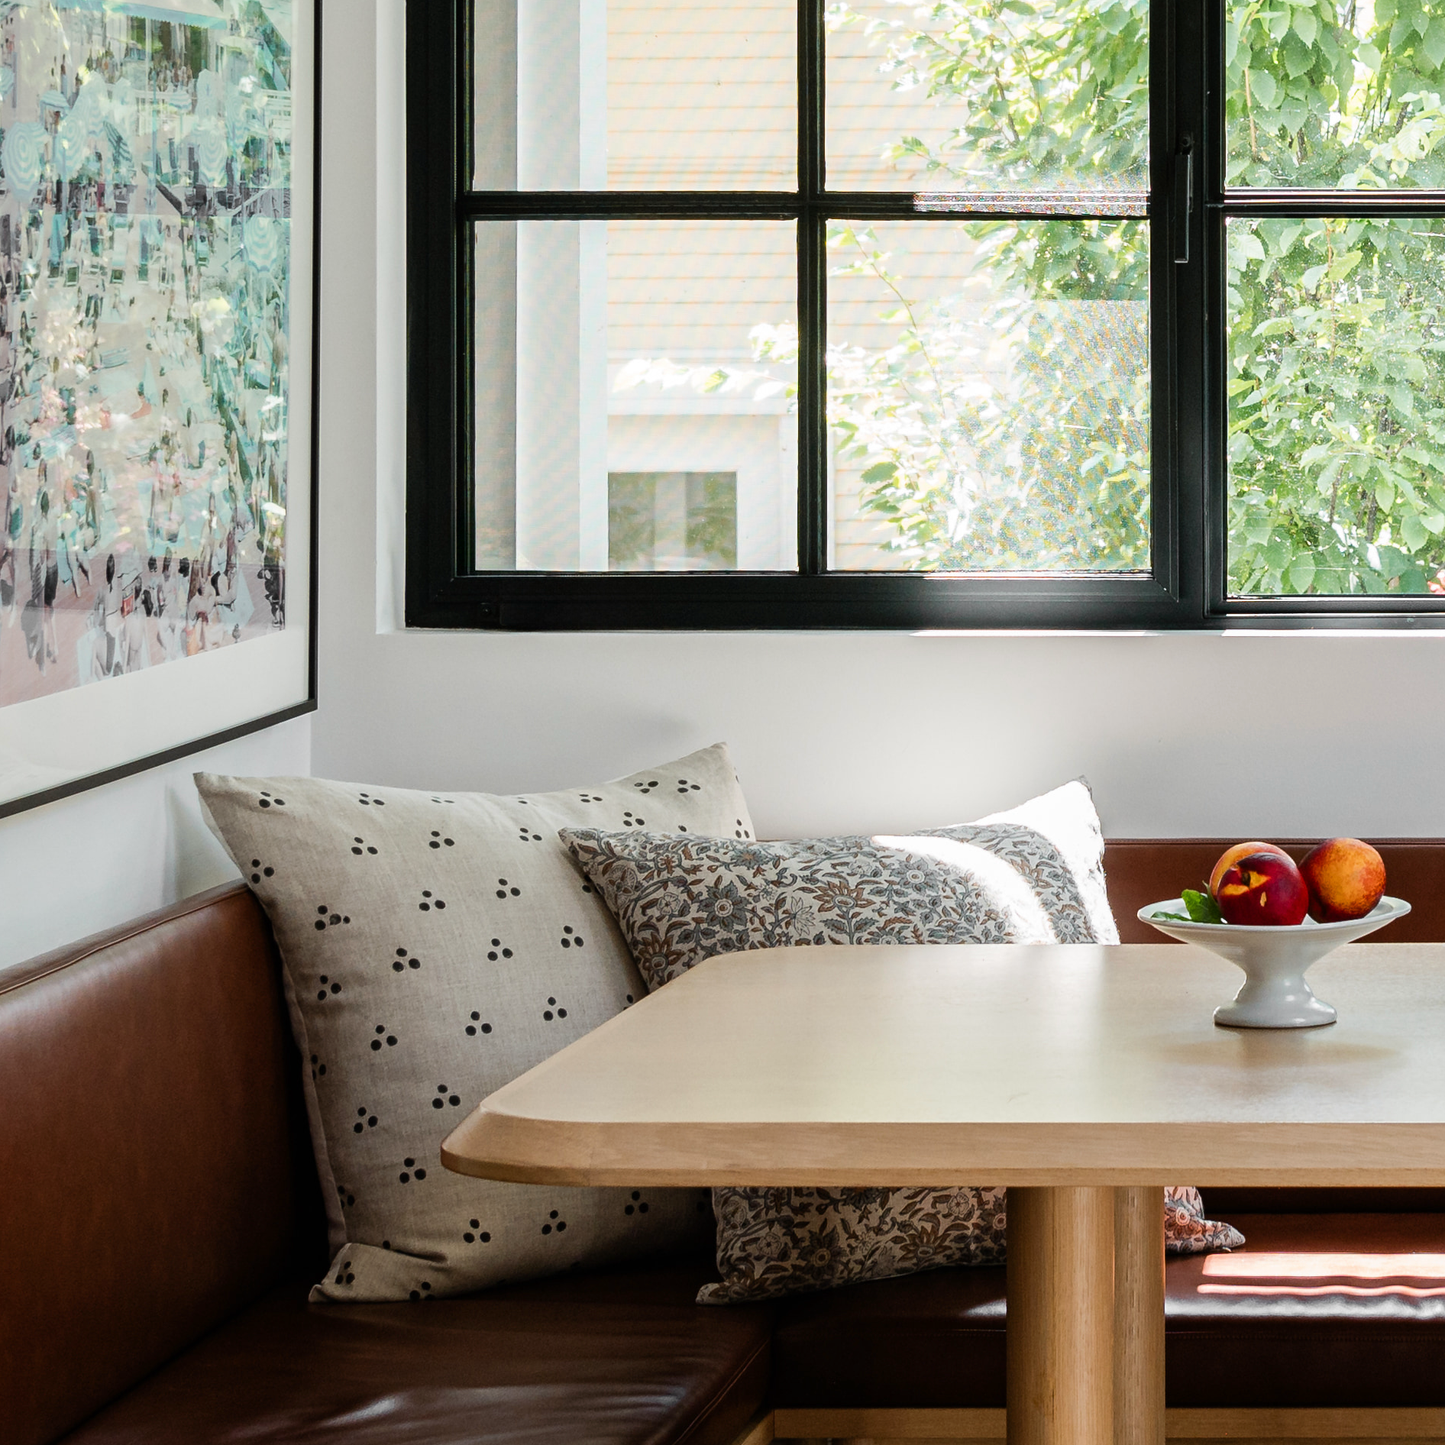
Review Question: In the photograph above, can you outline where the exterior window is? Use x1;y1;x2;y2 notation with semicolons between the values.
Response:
608;472;740;573
408;1;1445;629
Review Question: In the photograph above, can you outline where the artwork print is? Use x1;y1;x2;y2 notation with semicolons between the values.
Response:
0;0;297;712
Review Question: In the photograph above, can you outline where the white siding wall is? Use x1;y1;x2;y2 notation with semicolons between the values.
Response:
471;1;1036;571
605;0;988;193
606;3;795;190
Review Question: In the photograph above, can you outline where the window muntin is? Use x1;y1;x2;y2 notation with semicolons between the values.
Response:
462;0;1153;584
410;0;1445;626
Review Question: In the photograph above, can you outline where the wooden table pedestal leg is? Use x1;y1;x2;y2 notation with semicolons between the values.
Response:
1114;1186;1166;1445
1006;1186;1115;1445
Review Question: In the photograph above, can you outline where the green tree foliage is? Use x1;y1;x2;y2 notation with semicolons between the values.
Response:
1225;0;1445;594
820;219;1150;571
831;0;1445;592
825;0;1151;572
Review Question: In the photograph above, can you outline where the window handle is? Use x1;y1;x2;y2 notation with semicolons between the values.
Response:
1173;137;1194;265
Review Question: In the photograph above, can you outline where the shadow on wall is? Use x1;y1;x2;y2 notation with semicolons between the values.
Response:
0;715;311;972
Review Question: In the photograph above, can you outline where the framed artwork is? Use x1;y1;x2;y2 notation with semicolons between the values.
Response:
0;0;317;819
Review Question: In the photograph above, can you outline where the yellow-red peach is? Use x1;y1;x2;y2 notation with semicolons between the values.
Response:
1300;838;1386;922
1215;851;1310;927
1209;840;1292;899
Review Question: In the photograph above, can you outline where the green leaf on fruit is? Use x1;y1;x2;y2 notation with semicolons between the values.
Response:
1182;888;1224;924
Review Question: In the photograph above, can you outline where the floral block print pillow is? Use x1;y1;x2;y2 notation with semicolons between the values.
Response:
699;1186;1242;1304
196;743;752;1304
1164;1188;1245;1256
561;779;1116;993
701;1187;1009;1304
562;780;1242;1303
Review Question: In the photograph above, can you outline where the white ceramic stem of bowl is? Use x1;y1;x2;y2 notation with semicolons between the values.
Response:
1213;957;1337;1030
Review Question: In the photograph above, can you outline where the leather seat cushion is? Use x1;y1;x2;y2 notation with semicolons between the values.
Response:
771;1260;1007;1408
772;1213;1445;1409
1168;1212;1445;1407
59;1253;770;1445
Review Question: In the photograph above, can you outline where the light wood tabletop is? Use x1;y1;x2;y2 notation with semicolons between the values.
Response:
442;941;1445;1188
442;941;1445;1445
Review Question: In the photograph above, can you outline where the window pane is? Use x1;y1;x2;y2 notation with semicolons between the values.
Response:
473;0;796;191
1226;0;1445;189
473;221;798;572
1227;216;1445;597
828;220;1150;573
826;1;1148;199
608;472;738;570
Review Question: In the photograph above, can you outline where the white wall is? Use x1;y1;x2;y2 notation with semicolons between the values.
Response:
314;625;1445;843
311;0;1445;848
13;3;1434;978
0;4;334;973
0;716;310;971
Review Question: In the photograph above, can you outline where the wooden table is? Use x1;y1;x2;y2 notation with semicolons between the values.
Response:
442;942;1445;1445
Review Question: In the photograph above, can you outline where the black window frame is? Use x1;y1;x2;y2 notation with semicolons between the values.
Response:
407;0;1445;631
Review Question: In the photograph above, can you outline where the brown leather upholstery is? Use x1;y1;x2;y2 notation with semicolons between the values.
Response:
1205;1187;1445;1214
1104;838;1445;945
14;843;1445;1436
0;885;311;1445
771;1262;1007;1408
1167;1213;1445;1407
773;1214;1445;1409
770;841;1445;1406
59;1255;771;1445
3;886;770;1445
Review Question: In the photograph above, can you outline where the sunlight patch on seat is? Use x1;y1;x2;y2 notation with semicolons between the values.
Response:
1199;1251;1445;1296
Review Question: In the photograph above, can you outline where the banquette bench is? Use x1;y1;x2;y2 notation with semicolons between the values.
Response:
6;840;1445;1445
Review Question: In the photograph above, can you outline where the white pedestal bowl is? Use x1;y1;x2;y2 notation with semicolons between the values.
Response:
1138;896;1412;1029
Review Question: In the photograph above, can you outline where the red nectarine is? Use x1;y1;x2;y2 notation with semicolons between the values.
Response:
1300;838;1385;922
1208;840;1292;899
1215;851;1310;927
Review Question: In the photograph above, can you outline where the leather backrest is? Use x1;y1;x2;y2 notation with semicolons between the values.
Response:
1104;839;1445;944
1202;1187;1445;1214
0;884;314;1445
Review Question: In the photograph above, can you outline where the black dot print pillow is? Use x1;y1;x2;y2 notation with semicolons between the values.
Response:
194;743;749;1302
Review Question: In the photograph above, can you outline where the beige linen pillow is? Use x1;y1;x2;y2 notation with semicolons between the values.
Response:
196;743;754;1303
562;780;1243;1303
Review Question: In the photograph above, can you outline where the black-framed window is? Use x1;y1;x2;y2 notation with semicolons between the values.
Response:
409;0;1445;630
